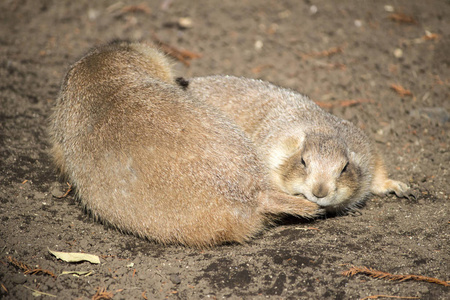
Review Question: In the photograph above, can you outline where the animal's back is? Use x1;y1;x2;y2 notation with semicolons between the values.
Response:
187;76;321;136
187;76;370;157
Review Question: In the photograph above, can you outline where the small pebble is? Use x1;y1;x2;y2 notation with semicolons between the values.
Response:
178;17;193;28
88;9;99;21
11;274;27;284
170;274;182;285
50;185;64;198
354;19;363;27
394;48;403;58
384;5;394;12
254;40;263;51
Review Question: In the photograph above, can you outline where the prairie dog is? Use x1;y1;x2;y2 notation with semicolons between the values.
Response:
48;42;322;247
186;76;414;213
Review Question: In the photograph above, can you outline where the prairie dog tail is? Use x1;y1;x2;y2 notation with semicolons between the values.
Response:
258;192;324;219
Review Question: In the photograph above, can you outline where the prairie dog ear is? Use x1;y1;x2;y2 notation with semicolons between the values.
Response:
283;136;304;156
349;151;361;165
267;135;304;170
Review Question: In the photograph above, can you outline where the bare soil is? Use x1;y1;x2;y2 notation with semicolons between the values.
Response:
0;1;448;299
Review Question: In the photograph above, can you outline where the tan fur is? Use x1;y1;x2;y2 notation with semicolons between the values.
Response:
187;75;414;214
48;42;322;247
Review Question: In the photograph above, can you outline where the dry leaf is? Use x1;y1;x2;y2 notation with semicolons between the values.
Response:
61;270;94;277
48;248;100;264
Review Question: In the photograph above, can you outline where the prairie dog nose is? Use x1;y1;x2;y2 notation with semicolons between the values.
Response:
312;183;329;199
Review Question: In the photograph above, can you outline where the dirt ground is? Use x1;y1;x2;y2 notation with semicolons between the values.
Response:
0;0;449;299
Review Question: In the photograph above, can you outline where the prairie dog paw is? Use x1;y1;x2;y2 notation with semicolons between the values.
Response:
305;201;326;218
373;179;417;200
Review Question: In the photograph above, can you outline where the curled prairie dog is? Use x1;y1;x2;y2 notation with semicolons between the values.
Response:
48;42;322;247
186;75;415;214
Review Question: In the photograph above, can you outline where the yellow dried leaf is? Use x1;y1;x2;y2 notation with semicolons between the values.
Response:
48;248;100;264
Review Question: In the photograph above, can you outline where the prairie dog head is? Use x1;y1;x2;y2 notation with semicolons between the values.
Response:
269;134;363;212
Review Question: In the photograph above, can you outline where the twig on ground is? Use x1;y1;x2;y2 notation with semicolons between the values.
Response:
360;295;419;300
23;285;57;298
342;265;450;287
7;256;57;278
151;34;202;66
390;84;413;97
389;13;418;24
56;182;72;199
7;256;29;270
92;287;114;300
251;64;273;74
142;290;148;299
121;4;151;15
313;61;347;70
299;46;344;60
432;75;447;86
422;31;440;41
